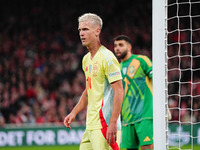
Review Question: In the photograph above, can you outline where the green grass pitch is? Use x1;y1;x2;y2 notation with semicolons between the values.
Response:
1;145;200;150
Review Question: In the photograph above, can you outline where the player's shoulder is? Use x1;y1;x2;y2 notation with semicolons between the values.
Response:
83;52;90;60
135;54;152;66
84;52;90;58
135;54;150;61
98;46;116;59
98;46;117;66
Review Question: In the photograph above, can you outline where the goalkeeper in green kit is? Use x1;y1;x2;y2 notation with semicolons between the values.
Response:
113;35;153;150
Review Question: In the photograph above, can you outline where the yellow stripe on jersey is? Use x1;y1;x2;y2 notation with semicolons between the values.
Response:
137;55;152;67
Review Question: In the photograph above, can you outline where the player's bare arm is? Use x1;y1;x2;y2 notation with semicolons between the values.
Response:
63;89;88;129
106;79;123;145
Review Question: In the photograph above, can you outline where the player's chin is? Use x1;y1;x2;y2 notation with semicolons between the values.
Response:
81;41;87;46
115;54;122;59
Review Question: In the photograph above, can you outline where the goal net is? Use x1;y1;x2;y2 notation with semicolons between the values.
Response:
153;0;200;149
167;0;200;149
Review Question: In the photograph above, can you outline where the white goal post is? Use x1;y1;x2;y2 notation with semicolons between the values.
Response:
153;0;200;149
153;0;168;149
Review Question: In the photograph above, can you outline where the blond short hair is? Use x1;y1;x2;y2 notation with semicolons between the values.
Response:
78;13;103;29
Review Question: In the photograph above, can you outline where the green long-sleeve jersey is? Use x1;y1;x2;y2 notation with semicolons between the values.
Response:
120;54;153;126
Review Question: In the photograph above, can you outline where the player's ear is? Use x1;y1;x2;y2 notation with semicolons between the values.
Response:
95;27;101;36
128;43;132;51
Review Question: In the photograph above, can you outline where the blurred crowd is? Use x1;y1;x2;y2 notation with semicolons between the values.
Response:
0;0;199;127
0;0;152;127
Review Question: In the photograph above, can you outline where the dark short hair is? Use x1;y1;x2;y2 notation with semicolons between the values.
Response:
114;35;132;45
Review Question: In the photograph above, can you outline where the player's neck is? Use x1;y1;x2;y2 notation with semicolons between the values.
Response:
122;52;132;62
88;42;101;59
